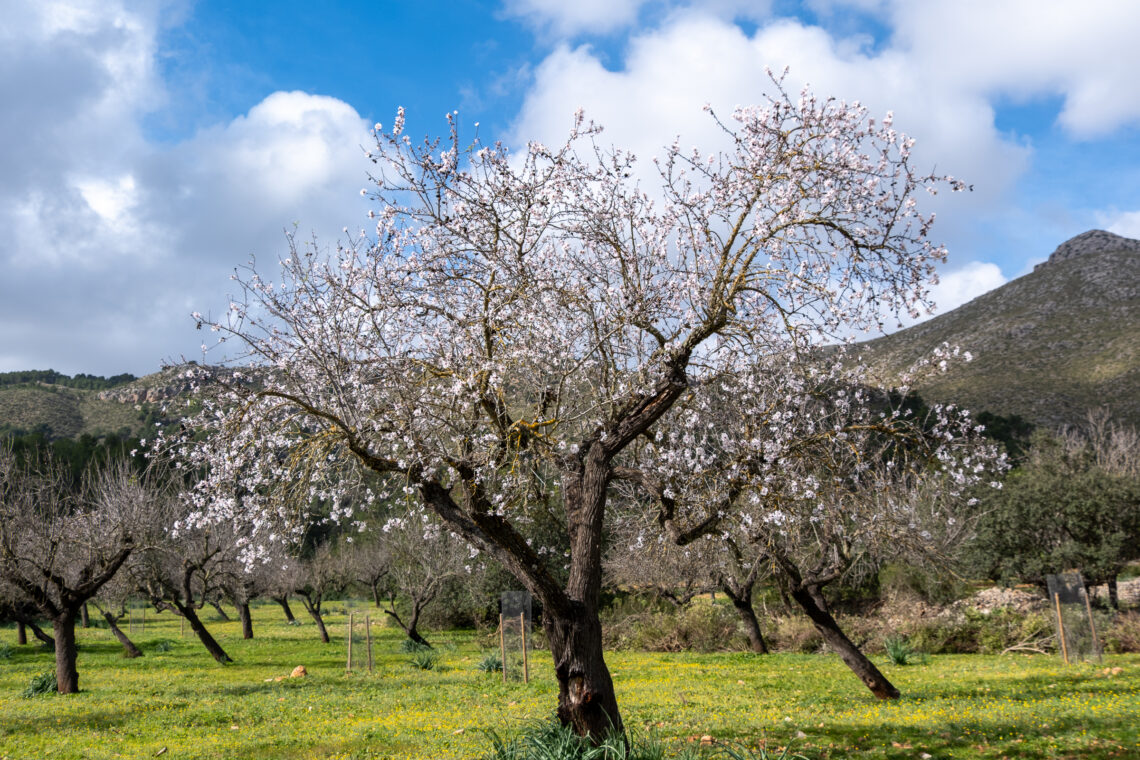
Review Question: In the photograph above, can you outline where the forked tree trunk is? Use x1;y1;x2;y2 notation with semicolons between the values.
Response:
237;602;253;639
16;621;27;645
175;601;232;664
545;605;622;739
299;595;329;643
790;584;899;699
100;609;143;658
383;603;431;647
273;595;296;623
53;610;80;694
209;601;231;621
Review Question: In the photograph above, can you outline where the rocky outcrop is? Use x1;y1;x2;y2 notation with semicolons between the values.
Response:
1037;229;1140;270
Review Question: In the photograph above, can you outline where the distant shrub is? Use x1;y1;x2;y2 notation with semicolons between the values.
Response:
0;643;11;659
150;639;176;653
602;600;745;653
906;609;1052;654
1104;612;1140;653
771;616;824;654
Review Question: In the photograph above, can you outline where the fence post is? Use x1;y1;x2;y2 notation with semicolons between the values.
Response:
1054;593;1070;665
347;612;354;674
499;613;507;684
520;612;529;684
366;615;374;674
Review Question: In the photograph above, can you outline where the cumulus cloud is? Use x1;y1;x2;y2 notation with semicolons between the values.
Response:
0;1;373;375
509;1;1140;311
924;262;1008;318
509;13;1025;260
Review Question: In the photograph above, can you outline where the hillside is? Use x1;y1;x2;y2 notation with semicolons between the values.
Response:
0;367;193;440
863;230;1140;430
4;231;1138;439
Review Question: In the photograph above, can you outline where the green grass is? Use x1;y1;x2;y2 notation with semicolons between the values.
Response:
1;604;1138;759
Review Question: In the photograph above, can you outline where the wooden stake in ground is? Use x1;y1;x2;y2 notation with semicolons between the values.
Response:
1082;587;1102;662
365;615;374;674
520;612;529;684
347;612;354;674
499;613;507;684
1054;592;1070;665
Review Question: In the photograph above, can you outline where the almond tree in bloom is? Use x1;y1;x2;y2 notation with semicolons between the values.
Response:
613;345;1004;698
172;75;969;736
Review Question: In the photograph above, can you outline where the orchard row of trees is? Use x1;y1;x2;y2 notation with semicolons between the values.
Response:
6;75;1137;743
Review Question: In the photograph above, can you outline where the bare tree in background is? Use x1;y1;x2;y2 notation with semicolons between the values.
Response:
0;452;142;693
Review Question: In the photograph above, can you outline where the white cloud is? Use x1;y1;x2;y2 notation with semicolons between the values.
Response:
924;262;1008;318
0;1;373;375
1103;211;1140;241
501;0;648;36
510;13;1026;264
887;0;1140;137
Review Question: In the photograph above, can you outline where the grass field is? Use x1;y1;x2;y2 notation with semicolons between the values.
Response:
1;604;1138;759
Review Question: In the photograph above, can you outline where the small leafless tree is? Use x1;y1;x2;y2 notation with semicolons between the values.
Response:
373;511;470;647
125;484;241;665
0;452;142;693
293;542;350;644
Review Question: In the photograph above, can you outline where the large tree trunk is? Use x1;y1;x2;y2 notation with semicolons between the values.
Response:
273;595;296;623
790;584;899;699
53;610;80;694
176;602;232;664
237;602;253;639
100;609;143;658
546;605;622;739
730;595;769;654
16;621;27;646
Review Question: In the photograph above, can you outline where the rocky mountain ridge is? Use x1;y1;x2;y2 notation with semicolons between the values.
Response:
864;229;1140;430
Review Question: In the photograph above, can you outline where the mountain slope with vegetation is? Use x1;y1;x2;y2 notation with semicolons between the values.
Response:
863;230;1140;430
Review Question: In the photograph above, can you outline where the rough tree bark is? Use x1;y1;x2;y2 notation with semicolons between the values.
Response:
16;621;26;645
174;600;232;664
789;583;899;699
297;592;330;643
97;606;143;658
237;602;253;639
724;586;769;654
53;610;80;694
273;595;296;623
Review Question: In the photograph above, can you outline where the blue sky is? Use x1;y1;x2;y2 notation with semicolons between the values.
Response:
3;0;1140;376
